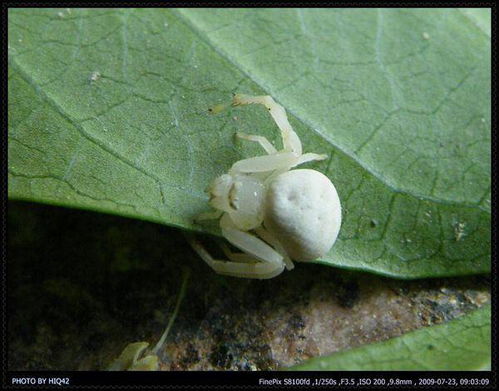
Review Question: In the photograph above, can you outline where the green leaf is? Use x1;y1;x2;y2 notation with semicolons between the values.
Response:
289;304;491;370
8;9;490;278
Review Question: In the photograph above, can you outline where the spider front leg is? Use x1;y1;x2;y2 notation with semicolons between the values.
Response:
229;152;298;174
235;132;277;155
233;94;302;155
229;151;327;176
295;152;328;165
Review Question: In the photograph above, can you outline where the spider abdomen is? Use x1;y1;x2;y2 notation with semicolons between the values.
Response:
264;169;342;261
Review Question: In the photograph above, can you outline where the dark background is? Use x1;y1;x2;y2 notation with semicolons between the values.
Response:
7;201;490;370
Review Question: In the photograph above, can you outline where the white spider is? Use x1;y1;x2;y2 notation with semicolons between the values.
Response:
188;94;342;279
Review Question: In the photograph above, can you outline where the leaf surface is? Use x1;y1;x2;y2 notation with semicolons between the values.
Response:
8;8;491;278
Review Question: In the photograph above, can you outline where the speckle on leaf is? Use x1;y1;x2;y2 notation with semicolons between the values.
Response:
89;71;101;83
454;221;466;242
208;104;227;115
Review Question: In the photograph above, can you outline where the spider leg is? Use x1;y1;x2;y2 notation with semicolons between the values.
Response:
186;236;285;279
292;152;328;167
254;226;294;270
232;94;302;155
229;152;297;174
235;132;277;155
220;243;259;263
187;214;286;279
